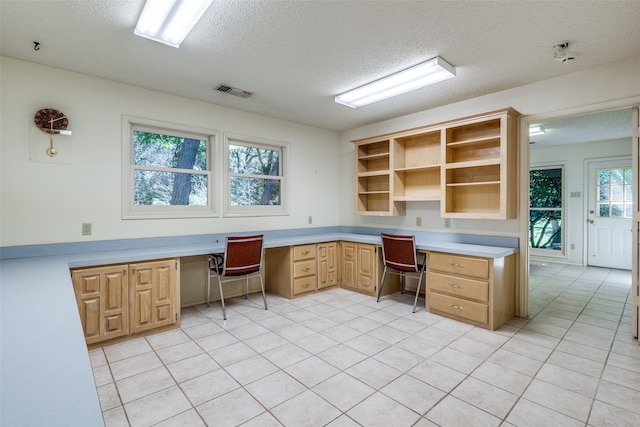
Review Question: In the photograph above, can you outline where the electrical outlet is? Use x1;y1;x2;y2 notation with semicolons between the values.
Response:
444;218;451;228
82;223;92;235
308;216;313;224
416;217;422;226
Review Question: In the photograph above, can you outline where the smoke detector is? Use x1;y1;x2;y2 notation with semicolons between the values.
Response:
552;41;579;63
215;84;252;98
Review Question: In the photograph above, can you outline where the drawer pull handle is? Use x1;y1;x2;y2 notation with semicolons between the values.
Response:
449;304;463;310
301;250;310;255
303;282;311;287
449;283;462;289
302;267;311;272
449;262;464;268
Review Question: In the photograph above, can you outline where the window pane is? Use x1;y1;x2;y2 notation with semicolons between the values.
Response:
625;185;633;201
611;185;624;201
625;168;633;184
611;169;624;185
599;169;610;185
625;203;633;218
134;131;207;170
599;203;610;217
598;186;609;201
529;210;562;250
529;168;562;208
230;177;281;206
611;203;624;217
134;170;208;206
229;144;280;176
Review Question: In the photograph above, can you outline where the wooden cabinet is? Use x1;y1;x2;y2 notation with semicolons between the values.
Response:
442;109;518;219
265;242;338;298
130;259;178;334
71;258;180;346
72;265;129;345
317;241;338;289
340;242;399;296
352;108;518;219
426;251;515;330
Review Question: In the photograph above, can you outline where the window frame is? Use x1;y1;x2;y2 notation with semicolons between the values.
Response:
122;115;218;219
223;133;289;217
529;164;566;257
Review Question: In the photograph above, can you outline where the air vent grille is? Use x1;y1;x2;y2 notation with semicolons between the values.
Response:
215;84;252;98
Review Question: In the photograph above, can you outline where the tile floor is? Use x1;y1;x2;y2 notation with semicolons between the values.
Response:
91;261;640;426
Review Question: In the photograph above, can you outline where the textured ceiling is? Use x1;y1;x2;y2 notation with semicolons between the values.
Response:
1;0;640;136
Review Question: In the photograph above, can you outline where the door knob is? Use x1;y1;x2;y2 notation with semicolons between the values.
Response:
588;219;594;224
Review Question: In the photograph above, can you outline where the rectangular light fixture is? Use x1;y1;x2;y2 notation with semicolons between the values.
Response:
335;56;456;108
134;0;213;48
529;125;546;136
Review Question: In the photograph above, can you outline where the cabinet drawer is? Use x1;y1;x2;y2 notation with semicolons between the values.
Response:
293;244;316;261
429;252;489;279
293;275;317;295
429;272;489;303
429;292;488;325
293;260;316;278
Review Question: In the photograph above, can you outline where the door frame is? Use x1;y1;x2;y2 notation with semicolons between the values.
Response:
518;96;640;319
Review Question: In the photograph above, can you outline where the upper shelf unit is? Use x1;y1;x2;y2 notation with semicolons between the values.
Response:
353;108;519;219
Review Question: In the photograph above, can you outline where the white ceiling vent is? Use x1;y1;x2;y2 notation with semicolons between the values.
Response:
215;84;252;98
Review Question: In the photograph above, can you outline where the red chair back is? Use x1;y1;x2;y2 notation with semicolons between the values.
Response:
381;233;419;273
223;235;264;276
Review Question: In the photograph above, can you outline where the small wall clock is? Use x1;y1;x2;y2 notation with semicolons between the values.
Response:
33;108;71;156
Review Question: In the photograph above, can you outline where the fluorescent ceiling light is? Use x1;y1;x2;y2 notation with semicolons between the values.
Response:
529;125;545;136
135;0;213;48
335;56;456;108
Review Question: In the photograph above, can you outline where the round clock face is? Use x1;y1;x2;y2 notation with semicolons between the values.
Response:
34;108;68;134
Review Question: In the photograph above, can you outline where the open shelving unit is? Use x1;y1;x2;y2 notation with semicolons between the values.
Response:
353;108;518;219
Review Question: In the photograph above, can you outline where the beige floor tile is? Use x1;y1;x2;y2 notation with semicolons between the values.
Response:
595;380;640;415
93;364;113;387
182;321;224;340
535;363;599;397
180;369;240;406
448;335;499;359
103;338;153;363
487;348;544;376
347;392;421;427
293;332;339;354
285;356;341;388
506;398;584;427
429;346;483;374
602;363;640;392
208;341;257;366
116;366;175;404
317;344;368;370
501;337;554;362
379;374;445;415
471;361;532;395
607;351;640;374
345;357;402;389
523;379;592;421
588;400;640;427
312;371;375;411
555;340;609;363
407;359;466;393
325;414;362;427
154;408;206;427
225;354;280;385
156;340;204;365
343;333;390;356
262;342;312;369
110;351;162;380
97;382;121;411
240;411;284;427
166;353;219;383
89;348;107;367
146;329;191;350
195;331;239;352
321;323;362;342
426;395;501;427
367;324;411;344
452;376;518;418
547;350;605;378
245;371;307;409
102;405;128;427
394;334;443;358
196;387;264;426
271;389;341;427
124;385;191;427
276;323;315;341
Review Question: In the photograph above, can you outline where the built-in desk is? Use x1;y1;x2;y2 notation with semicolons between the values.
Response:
0;231;517;426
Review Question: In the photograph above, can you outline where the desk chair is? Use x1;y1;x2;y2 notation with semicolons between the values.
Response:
207;234;268;320
378;233;426;313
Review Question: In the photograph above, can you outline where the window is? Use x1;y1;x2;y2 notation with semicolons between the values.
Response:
596;167;633;218
122;116;216;219
529;166;563;253
224;134;288;216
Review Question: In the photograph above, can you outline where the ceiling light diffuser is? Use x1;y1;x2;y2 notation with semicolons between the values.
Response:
529;125;545;136
335;56;456;108
134;0;213;48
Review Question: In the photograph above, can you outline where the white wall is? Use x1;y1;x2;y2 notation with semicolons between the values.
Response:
0;57;341;246
530;138;632;265
339;56;640;240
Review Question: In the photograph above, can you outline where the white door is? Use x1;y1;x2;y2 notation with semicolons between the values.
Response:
632;107;639;338
587;158;633;270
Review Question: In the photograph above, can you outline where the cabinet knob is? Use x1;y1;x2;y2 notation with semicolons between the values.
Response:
301;250;310;255
449;304;463;310
302;267;311;272
303;282;311;288
449;283;462;289
449;262;464;268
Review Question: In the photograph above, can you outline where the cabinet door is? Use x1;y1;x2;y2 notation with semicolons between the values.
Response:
317;242;338;289
130;259;177;334
341;242;357;289
357;243;378;294
72;265;128;345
